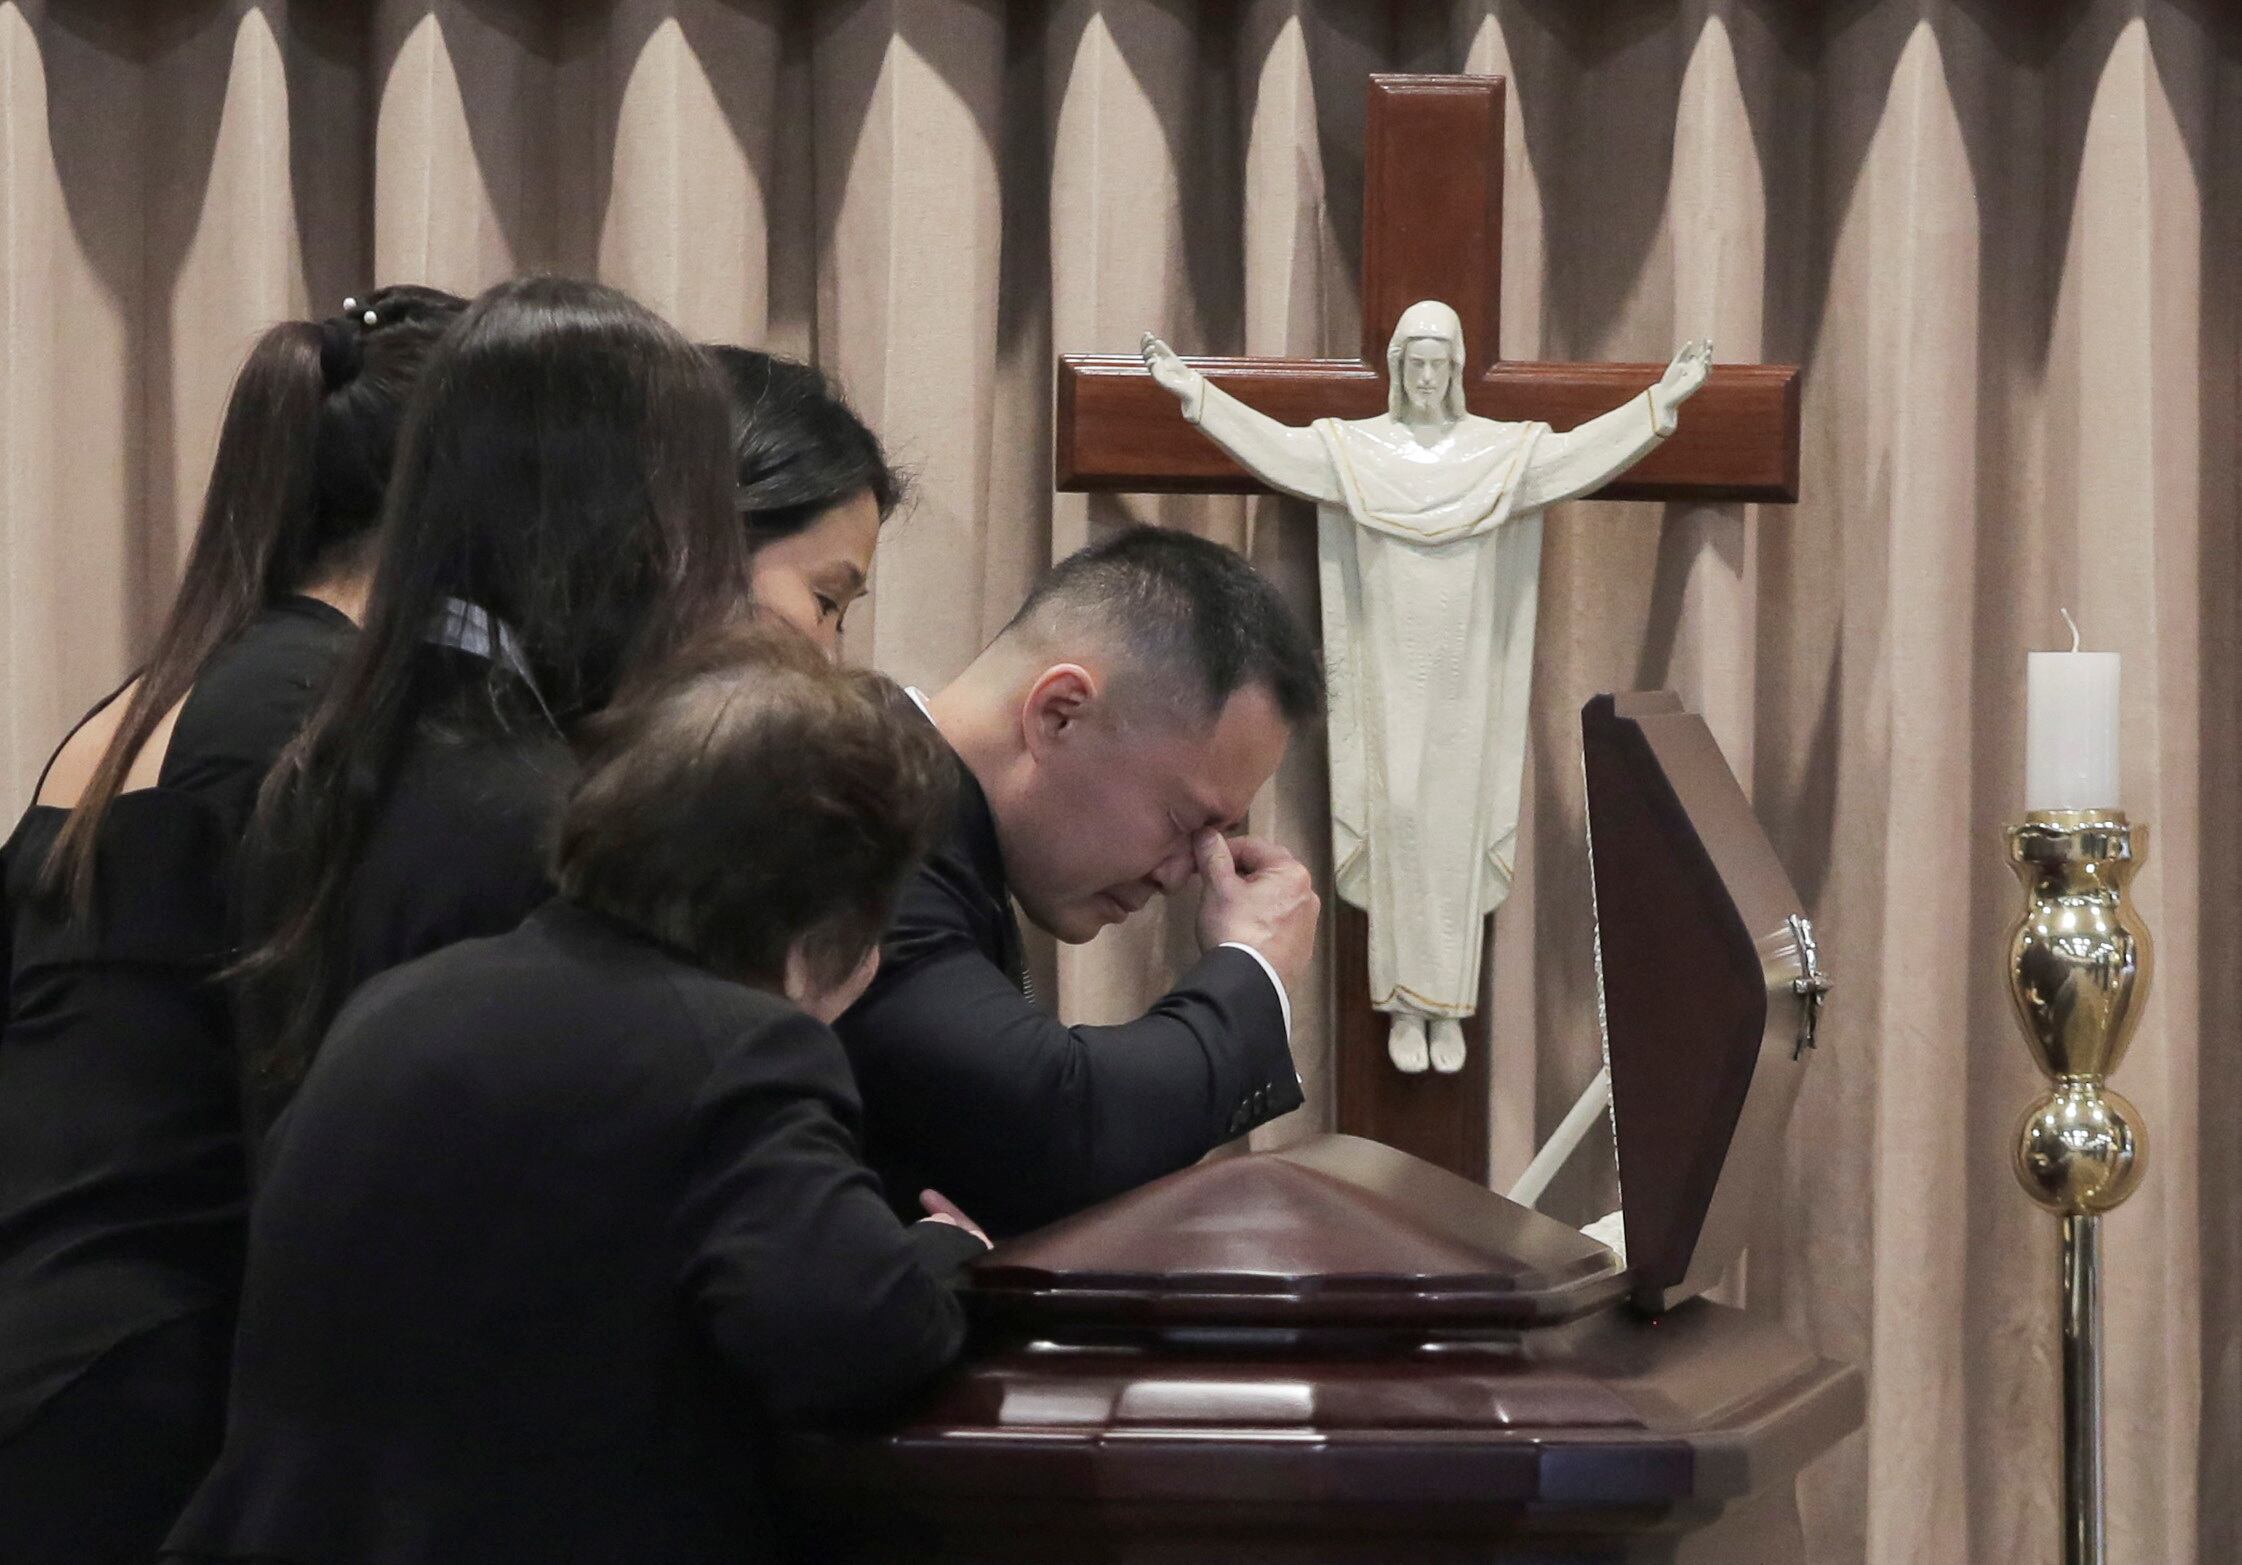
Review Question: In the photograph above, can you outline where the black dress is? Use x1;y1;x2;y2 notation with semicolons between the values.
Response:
0;598;354;1564
164;900;980;1565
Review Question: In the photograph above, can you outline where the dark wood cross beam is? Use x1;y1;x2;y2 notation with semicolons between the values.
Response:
1052;74;1801;1187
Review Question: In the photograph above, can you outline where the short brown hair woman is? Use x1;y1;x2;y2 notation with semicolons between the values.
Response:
169;624;981;1565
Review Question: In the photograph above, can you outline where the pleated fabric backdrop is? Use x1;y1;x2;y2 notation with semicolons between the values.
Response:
0;2;2234;1560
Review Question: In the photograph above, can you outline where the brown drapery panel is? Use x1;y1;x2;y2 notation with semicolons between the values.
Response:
0;4;2234;1560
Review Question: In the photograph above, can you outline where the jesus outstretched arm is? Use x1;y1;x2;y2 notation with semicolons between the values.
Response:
1513;341;1713;512
1143;334;1715;522
1140;334;1343;506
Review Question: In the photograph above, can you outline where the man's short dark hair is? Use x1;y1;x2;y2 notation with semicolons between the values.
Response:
553;620;955;992
1002;525;1322;727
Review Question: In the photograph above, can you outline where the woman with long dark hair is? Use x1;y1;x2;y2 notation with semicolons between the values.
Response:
0;284;464;1563
237;276;751;1106
237;329;910;1105
711;345;905;657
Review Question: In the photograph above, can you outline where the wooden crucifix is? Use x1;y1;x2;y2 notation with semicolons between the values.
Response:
1054;74;1800;1188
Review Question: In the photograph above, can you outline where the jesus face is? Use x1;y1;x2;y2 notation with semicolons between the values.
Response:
1399;338;1453;419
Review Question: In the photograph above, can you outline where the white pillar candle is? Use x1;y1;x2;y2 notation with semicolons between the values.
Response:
2026;628;2121;812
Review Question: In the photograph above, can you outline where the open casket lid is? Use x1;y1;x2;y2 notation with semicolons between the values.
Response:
969;1132;1630;1332
1583;692;1822;1313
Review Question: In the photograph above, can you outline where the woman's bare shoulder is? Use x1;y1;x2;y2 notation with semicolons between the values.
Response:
32;678;188;808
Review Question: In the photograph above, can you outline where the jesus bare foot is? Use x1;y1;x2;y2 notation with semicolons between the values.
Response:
1387;1013;1429;1074
1429;1018;1467;1074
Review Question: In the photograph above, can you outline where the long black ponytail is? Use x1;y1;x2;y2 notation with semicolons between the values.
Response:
40;286;465;914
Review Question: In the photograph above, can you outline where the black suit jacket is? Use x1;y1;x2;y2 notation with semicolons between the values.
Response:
167;900;979;1565
837;747;1303;1239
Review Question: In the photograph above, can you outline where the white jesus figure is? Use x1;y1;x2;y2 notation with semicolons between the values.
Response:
1144;302;1711;1075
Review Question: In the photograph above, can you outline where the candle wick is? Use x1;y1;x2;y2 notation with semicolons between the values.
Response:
2060;608;2081;654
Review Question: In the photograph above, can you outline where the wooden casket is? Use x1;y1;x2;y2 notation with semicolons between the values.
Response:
784;692;1862;1563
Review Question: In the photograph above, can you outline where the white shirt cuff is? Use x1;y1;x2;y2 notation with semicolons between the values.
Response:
1217;941;1292;1043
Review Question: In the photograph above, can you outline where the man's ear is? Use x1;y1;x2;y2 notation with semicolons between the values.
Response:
1019;664;1097;761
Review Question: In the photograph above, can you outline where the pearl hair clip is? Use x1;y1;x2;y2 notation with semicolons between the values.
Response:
341;296;377;327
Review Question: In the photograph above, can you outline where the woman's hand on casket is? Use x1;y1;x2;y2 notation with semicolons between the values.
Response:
918;1188;990;1249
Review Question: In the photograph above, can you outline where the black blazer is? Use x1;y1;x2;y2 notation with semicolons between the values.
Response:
166;900;980;1565
836;747;1303;1240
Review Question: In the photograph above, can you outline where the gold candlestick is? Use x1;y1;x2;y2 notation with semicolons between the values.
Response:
2005;809;2151;1565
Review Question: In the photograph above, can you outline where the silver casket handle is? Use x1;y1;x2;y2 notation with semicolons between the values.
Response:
1787;913;1832;1061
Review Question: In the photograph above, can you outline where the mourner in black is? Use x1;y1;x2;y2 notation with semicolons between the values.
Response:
0;286;462;1565
240;300;908;1113
236;275;750;1103
168;624;982;1565
710;343;904;659
838;526;1325;1238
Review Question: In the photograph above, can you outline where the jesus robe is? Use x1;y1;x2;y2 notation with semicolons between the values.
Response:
1183;379;1674;1020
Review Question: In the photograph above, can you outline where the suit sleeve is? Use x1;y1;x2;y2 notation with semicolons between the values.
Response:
908;1219;990;1282
678;1009;971;1425
838;854;1303;1238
